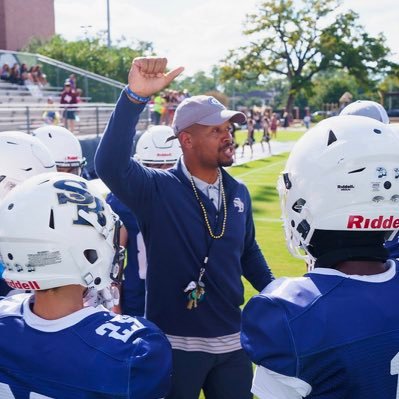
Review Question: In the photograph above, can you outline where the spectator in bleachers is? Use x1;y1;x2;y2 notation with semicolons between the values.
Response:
42;96;60;125
9;63;22;85
60;79;78;132
0;64;10;81
30;65;47;86
20;63;32;84
76;88;83;103
68;73;77;90
35;65;48;86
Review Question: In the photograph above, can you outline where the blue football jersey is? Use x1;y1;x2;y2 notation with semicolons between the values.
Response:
241;260;399;398
385;233;399;259
106;192;146;316
0;294;172;399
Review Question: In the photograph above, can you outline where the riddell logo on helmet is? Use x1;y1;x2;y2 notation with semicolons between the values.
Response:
347;215;399;229
5;280;40;290
157;152;172;157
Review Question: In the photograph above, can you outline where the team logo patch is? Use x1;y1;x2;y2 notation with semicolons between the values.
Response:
233;197;244;213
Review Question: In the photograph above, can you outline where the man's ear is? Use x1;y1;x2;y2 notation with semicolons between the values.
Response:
178;131;193;149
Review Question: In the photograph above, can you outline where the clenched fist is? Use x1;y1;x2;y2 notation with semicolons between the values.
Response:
127;57;184;100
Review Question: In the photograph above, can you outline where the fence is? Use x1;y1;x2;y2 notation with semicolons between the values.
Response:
0;103;151;136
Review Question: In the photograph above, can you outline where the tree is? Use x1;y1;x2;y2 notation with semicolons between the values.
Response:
379;73;399;109
306;70;371;110
221;0;396;113
172;70;218;95
23;34;153;84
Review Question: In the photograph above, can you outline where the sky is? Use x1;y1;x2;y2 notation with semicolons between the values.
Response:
54;0;398;76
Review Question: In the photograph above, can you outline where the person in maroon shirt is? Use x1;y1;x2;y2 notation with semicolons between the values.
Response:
60;79;78;132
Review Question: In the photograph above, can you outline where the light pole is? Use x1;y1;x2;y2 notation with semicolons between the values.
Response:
106;0;111;47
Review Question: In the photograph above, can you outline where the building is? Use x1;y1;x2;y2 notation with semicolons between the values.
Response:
0;0;55;51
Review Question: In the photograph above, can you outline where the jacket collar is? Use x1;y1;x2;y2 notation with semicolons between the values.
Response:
170;157;239;192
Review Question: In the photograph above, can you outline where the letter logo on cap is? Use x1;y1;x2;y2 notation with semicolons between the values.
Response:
208;97;224;109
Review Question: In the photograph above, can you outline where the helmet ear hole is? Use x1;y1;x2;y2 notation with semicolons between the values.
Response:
84;249;98;264
49;208;55;229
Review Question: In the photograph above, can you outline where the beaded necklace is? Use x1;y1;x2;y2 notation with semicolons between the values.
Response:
183;169;227;309
189;169;227;239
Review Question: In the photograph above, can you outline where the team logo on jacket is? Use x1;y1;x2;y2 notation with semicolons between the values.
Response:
234;197;244;213
347;215;399;229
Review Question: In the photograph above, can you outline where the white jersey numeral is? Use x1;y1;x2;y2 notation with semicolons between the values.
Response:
95;315;145;343
0;382;53;398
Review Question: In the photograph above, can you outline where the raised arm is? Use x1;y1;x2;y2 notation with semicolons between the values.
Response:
95;57;183;208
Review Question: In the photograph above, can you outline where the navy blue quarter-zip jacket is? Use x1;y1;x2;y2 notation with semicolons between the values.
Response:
95;91;274;338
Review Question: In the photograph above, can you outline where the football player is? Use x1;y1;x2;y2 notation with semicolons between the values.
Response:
0;131;56;296
33;125;121;309
32;125;87;176
241;115;399;398
0;173;172;398
339;101;399;260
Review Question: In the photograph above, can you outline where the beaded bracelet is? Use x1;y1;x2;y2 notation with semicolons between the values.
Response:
124;85;150;103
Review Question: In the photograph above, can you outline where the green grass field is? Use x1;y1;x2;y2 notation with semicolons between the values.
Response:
235;128;305;146
199;134;304;398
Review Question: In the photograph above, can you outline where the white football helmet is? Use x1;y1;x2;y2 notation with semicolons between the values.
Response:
0;131;56;200
278;115;399;261
135;125;182;166
32;126;86;171
0;173;121;291
340;100;389;124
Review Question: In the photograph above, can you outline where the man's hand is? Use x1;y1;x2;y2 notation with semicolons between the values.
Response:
127;57;184;98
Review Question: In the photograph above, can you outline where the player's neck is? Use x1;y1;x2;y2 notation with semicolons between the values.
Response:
335;260;387;275
32;285;85;320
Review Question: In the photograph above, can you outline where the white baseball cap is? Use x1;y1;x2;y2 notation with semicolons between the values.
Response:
169;95;246;140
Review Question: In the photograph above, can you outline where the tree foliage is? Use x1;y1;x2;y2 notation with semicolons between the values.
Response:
221;0;396;112
173;70;218;95
23;34;154;83
306;70;370;110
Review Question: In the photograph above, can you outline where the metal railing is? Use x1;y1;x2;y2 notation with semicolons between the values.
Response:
0;103;151;136
0;50;151;134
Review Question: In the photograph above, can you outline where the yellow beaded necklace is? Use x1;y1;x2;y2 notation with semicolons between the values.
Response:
189;169;227;239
